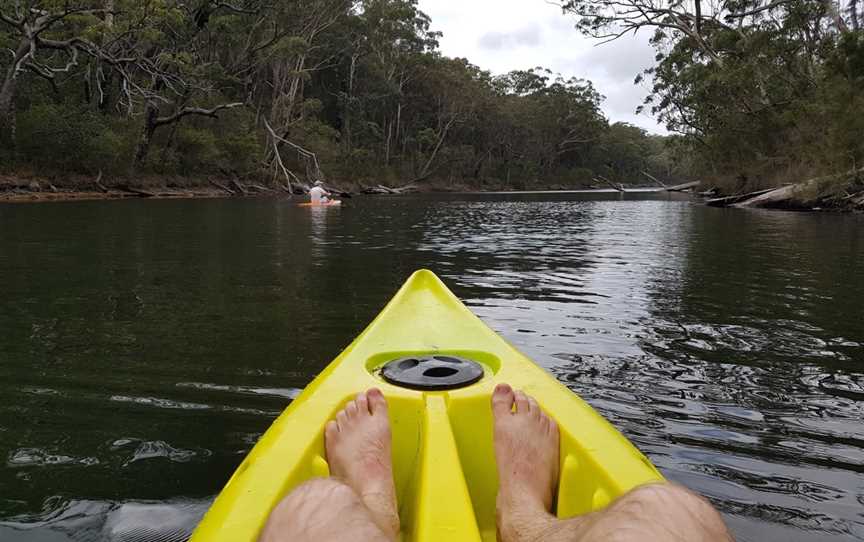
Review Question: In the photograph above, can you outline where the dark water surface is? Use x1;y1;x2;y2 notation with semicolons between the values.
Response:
1;194;862;541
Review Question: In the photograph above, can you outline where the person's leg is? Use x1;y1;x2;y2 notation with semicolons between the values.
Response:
259;389;399;542
258;478;391;542
491;383;563;542
491;383;734;542
568;482;734;541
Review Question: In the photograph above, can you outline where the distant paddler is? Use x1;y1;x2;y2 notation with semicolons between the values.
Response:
308;180;339;206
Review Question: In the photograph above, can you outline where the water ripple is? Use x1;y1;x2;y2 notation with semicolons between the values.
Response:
2;195;862;541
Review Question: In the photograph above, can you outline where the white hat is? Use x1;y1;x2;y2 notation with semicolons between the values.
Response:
314;180;324;186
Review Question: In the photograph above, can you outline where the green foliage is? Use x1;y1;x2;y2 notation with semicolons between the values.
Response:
16;104;130;174
219;130;263;175
559;0;864;191
3;0;675;188
174;127;221;174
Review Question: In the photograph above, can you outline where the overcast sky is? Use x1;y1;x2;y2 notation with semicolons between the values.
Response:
416;0;665;133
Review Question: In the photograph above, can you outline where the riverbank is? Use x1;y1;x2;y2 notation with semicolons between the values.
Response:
0;173;293;203
3;170;863;211
0;172;588;203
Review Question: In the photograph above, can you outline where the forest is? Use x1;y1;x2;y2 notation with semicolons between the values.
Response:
564;0;864;194
0;0;862;193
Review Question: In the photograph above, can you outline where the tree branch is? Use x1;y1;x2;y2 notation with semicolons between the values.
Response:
153;102;244;127
724;0;795;19
214;2;258;15
0;10;22;28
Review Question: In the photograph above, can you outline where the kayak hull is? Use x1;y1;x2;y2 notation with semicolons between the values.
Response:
191;270;663;542
298;200;342;207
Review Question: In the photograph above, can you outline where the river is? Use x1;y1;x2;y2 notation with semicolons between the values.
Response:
1;193;862;541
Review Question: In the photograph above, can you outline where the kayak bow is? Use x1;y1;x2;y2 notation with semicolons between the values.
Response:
191;270;663;542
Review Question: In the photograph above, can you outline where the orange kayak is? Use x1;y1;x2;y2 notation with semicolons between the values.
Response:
298;200;342;207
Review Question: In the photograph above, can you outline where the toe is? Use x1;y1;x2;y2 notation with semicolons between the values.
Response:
491;383;515;417
325;420;339;442
549;416;559;437
539;412;550;431
345;399;359;418
367;388;388;416
355;391;370;415
527;396;541;418
514;390;530;414
336;409;348;431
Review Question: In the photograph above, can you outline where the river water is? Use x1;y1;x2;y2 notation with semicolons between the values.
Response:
0;193;862;541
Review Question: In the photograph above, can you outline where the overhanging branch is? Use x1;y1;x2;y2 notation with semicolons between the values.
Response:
153;102;244;127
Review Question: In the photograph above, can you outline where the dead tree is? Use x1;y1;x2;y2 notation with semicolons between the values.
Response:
263;118;324;192
0;4;118;149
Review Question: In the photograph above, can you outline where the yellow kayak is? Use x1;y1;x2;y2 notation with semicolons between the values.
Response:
191;270;663;542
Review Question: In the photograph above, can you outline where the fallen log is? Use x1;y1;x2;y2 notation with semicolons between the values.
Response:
248;183;271;193
665;180;701;192
93;171;108;193
117;185;156;198
209;179;236;195
642;171;667;188
594;176;625;192
705;187;778;207
362;185;396;194
362;183;416;195
735;167;864;209
229;179;248;195
733;184;806;208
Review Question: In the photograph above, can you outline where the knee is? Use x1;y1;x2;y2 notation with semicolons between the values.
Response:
615;483;709;514
612;483;731;538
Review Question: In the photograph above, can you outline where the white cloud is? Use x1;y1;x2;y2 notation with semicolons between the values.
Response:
417;0;666;134
478;24;542;50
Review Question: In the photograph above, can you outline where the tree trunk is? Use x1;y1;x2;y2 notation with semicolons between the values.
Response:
694;0;702;35
384;119;392;165
0;75;16;146
851;0;860;31
134;101;159;166
396;102;403;156
342;53;357;154
419;117;456;179
0;40;29;153
272;54;306;128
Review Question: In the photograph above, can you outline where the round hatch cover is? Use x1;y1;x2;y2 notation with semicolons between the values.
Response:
380;355;484;390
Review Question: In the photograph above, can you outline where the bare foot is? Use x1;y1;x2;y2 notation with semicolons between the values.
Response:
325;388;400;540
492;383;560;542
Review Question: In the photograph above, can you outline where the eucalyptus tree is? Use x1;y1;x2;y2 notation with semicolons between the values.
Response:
0;1;121;150
562;0;864;186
